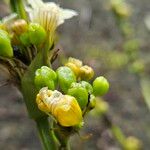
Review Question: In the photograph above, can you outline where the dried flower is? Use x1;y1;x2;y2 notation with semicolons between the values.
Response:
36;87;83;127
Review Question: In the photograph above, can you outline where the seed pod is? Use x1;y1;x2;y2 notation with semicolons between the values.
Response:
79;65;94;80
67;82;88;109
93;76;109;96
36;87;83;127
56;66;76;93
28;23;46;45
0;29;13;57
34;66;57;90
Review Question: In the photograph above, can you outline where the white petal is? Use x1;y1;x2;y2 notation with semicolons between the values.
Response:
57;9;78;25
2;13;18;23
144;14;150;31
60;9;78;20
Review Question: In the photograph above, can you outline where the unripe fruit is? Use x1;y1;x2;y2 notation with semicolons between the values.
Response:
93;76;109;96
67;82;88;109
0;29;13;57
34;66;57;90
56;66;76;93
28;23;46;45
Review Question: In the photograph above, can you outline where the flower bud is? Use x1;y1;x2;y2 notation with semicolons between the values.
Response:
88;94;96;110
111;0;131;18
65;57;82;77
90;98;109;116
56;66;76;93
93;76;109;96
20;32;30;46
67;82;88;109
11;19;28;35
34;66;57;90
28;23;46;45
0;23;6;31
36;87;83;127
80;81;93;94
123;136;142;150
79;65;94;80
0;29;13;57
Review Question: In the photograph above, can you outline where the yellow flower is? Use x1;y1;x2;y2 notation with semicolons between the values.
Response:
36;87;83;127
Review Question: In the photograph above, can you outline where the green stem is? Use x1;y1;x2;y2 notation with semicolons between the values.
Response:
35;117;57;150
10;0;27;20
111;125;126;145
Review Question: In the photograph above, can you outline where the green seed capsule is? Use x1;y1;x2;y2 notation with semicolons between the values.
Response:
0;29;13;57
56;66;76;93
34;66;57;90
28;23;46;45
93;76;109;96
80;81;93;94
68;82;88;109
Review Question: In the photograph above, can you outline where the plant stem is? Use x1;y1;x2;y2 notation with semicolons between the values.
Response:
36;117;57;150
10;0;27;20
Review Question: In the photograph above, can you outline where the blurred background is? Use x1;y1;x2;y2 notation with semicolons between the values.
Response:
0;0;150;149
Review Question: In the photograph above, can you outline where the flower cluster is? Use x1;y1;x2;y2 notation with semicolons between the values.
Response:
0;0;78;62
35;58;109;127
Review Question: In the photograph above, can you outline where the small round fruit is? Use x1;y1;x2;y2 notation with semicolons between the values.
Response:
93;76;109;96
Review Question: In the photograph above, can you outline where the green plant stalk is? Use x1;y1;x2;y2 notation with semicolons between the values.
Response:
111;125;126;145
36;117;57;150
10;0;27;20
21;47;58;149
102;115;126;147
53;123;73;150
